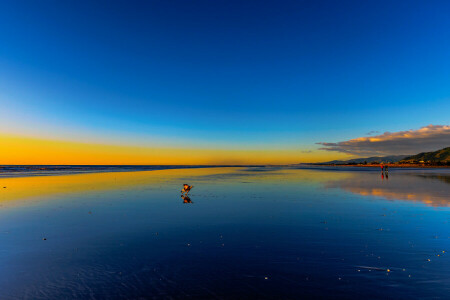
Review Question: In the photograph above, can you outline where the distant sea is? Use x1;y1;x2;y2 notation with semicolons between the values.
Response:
1;164;449;178
0;165;255;178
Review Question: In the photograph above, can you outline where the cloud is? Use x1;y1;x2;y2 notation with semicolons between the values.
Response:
317;125;450;156
366;130;379;135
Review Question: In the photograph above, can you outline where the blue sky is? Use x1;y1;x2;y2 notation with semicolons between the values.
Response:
0;0;449;162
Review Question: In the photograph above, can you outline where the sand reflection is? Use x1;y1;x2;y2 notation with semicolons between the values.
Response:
1;167;448;209
0;167;238;208
327;171;450;207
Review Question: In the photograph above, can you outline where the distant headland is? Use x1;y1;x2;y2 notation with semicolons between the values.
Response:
309;147;450;168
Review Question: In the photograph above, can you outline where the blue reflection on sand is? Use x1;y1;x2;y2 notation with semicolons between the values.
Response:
0;167;448;299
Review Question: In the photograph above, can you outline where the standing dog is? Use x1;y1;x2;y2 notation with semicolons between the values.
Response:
181;184;194;195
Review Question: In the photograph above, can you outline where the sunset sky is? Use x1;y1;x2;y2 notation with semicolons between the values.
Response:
1;0;449;164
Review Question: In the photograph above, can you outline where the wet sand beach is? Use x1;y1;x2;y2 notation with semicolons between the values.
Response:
0;166;449;299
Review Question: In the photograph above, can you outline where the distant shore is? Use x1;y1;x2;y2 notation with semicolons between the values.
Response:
308;163;449;168
0;165;253;178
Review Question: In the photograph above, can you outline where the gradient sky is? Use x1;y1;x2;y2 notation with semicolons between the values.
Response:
1;0;449;164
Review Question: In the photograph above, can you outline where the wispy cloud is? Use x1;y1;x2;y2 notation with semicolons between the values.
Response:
366;130;379;136
317;125;450;156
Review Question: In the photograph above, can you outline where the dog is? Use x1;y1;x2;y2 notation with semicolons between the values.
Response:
181;184;194;195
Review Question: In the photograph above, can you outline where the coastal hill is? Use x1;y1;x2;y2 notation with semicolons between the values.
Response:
315;147;450;166
321;155;407;165
400;147;450;163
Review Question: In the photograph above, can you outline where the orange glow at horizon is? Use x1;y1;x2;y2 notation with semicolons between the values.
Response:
0;134;344;165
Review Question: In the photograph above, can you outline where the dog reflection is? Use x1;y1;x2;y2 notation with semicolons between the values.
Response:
181;194;193;204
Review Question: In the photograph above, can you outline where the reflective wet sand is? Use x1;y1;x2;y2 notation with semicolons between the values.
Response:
0;167;448;299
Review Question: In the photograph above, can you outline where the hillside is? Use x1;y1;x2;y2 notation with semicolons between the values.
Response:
322;155;407;165
400;147;450;163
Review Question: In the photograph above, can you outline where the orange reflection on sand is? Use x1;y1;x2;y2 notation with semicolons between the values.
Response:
344;187;450;207
0;167;353;208
327;172;450;207
0;167;239;208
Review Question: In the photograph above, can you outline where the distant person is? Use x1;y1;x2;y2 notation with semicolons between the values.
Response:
385;165;389;172
380;165;384;172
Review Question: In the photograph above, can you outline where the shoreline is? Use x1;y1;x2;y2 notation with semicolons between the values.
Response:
0;165;249;179
1;164;449;179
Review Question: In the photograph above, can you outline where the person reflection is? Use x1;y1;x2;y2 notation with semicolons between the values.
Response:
181;194;193;204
